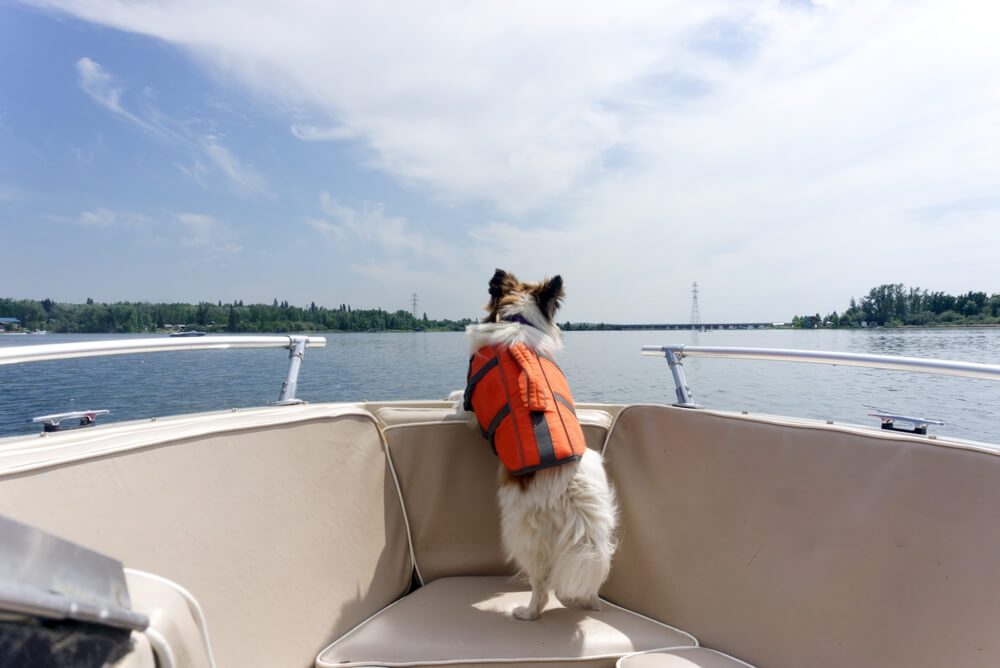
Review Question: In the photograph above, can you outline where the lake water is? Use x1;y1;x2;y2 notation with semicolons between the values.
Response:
1;328;999;443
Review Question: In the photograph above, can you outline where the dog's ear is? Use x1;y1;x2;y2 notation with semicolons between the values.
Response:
489;268;509;299
535;275;564;317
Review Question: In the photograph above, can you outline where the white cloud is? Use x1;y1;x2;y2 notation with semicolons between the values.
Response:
315;193;425;254
76;58;131;119
78;208;118;227
177;212;243;253
306;193;465;291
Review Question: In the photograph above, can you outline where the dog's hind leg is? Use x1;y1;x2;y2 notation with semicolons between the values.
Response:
506;526;552;620
513;573;550;621
551;548;610;613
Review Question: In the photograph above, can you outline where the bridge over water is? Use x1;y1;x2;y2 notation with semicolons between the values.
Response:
604;322;778;331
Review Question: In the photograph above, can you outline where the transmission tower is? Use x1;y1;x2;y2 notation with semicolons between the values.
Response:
411;293;419;320
689;282;702;326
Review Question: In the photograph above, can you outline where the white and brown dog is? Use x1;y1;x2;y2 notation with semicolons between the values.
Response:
464;269;617;621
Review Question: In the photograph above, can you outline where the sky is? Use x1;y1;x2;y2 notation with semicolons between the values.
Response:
1;1;998;323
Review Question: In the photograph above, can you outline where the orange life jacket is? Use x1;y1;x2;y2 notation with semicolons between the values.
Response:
464;343;586;475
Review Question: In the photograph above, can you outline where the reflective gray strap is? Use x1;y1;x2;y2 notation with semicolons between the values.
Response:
531;411;557;468
553;393;576;416
486;404;511;455
510;453;583;476
464;355;499;410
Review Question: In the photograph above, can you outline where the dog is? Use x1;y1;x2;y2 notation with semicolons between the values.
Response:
463;268;617;621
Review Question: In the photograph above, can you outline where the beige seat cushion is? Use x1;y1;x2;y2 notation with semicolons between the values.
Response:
316;576;696;667
618;648;756;668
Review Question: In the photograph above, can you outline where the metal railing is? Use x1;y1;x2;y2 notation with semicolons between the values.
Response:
0;335;326;406
642;344;1000;408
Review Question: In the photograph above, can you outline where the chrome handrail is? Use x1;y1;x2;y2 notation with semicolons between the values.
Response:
0;335;325;365
1;335;327;407
642;344;1000;407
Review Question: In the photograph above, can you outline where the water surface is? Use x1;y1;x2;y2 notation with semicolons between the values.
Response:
1;328;998;442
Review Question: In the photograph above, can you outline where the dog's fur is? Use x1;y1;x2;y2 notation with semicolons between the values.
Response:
465;269;618;621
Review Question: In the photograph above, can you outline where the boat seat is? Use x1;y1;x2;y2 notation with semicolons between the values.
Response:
617;648;757;668
315;576;697;668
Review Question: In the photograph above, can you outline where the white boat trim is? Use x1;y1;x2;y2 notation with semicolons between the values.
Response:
0;403;373;476
600;403;1000;460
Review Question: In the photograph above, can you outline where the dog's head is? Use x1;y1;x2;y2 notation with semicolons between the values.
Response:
484;268;564;328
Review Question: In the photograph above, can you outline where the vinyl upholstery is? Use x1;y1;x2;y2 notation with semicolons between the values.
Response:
602;405;1000;668
317;575;697;668
0;412;412;668
617;648;755;668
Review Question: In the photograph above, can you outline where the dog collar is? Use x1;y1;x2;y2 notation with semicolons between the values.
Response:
502;314;535;328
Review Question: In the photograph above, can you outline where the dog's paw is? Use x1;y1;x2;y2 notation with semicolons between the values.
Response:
512;605;540;621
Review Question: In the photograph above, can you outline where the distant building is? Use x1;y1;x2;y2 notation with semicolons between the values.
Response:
0;317;21;331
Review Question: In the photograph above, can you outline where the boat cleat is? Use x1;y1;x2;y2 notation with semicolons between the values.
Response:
868;411;944;436
29;409;111;433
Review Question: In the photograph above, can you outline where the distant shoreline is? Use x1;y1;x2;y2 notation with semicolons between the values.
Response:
5;323;1000;337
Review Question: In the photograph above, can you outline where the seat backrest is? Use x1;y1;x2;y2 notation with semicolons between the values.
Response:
0;407;412;668
377;404;613;583
602;405;1000;668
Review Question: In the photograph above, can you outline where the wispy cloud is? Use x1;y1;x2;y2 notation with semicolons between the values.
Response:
176;212;243;253
78;207;118;227
46;208;154;229
313;192;425;254
74;56;267;196
200;136;267;194
290;123;358;142
306;192;459;278
76;57;153;132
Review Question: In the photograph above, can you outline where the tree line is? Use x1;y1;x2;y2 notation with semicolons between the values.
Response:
0;297;475;334
793;284;1000;328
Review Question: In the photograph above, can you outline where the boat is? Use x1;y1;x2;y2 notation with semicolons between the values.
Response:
1;336;999;668
168;330;207;337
